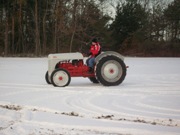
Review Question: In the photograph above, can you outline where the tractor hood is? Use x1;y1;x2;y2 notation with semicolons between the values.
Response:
48;52;83;60
48;52;83;76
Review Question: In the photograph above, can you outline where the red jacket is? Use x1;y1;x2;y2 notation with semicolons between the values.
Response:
89;42;101;57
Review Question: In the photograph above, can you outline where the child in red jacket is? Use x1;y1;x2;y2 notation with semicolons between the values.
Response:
86;38;101;72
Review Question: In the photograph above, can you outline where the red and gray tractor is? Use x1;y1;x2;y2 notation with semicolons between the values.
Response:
45;51;127;87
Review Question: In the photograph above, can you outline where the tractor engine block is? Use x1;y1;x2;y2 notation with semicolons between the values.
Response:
57;60;91;77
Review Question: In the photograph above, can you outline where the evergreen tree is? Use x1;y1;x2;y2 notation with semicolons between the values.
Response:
164;0;180;41
110;1;148;50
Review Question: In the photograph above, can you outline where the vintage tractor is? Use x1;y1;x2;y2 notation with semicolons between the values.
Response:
45;51;127;87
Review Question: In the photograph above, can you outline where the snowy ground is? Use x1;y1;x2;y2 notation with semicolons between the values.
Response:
0;57;180;135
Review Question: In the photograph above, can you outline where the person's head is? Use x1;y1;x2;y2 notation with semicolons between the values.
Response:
92;38;98;43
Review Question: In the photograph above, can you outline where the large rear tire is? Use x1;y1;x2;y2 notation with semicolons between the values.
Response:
51;68;71;87
95;55;126;86
88;77;99;84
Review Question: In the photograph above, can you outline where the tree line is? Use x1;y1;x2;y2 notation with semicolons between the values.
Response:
0;0;180;57
110;0;180;56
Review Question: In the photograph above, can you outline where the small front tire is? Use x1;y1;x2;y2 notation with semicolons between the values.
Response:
51;68;71;87
45;71;51;84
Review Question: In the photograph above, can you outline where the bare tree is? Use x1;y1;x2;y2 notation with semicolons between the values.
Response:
11;0;15;55
3;1;9;56
69;0;78;52
4;16;8;56
42;0;49;55
34;0;41;56
0;0;112;56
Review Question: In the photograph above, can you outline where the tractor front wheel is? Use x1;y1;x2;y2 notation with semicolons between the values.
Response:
51;68;71;87
45;71;51;84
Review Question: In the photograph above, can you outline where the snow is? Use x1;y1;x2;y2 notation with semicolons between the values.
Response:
0;57;180;135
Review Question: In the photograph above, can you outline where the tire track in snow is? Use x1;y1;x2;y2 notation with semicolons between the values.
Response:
0;103;179;128
1;58;180;135
0;83;180;126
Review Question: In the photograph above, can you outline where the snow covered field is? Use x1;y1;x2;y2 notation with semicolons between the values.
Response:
0;57;180;135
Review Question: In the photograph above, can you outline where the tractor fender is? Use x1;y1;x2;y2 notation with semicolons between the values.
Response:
95;51;124;63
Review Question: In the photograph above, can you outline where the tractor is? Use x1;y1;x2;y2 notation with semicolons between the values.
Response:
45;51;127;87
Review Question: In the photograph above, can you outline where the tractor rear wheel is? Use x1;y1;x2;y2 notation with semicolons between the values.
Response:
95;55;126;86
45;71;51;84
51;68;71;87
88;77;99;84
